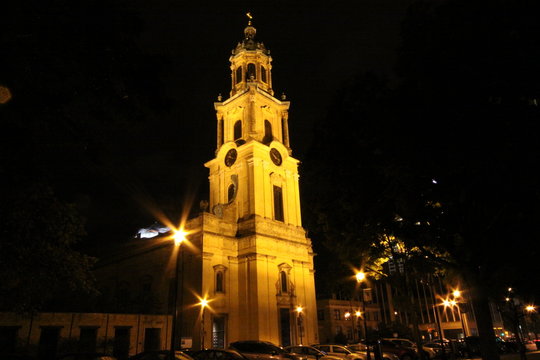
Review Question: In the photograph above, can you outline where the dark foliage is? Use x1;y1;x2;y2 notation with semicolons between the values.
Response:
302;0;540;357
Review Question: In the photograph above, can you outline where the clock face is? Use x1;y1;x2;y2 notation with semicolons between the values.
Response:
224;149;237;167
270;148;282;166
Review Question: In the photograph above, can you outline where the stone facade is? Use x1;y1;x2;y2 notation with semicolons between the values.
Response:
0;312;171;359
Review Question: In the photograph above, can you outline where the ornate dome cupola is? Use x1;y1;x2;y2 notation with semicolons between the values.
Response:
230;13;273;96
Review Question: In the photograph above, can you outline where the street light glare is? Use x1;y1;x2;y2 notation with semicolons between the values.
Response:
199;298;209;308
296;306;303;313
526;305;536;312
453;290;461;298
356;271;366;282
174;229;187;246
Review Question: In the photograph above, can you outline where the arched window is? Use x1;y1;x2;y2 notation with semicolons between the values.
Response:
228;184;235;202
234;120;242;141
261;66;267;83
280;271;288;293
216;272;223;293
263;120;272;144
214;265;227;294
247;63;256;80
236;67;242;84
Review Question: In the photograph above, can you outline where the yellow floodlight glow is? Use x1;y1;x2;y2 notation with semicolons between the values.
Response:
173;229;187;246
199;298;209;308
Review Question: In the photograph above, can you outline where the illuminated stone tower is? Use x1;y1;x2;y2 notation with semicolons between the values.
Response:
183;15;317;349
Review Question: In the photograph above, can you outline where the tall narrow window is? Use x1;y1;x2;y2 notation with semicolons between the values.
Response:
234;120;242;141
228;184;235;202
261;66;267;83
113;327;131;360
236;67;242;84
214;265;227;294
273;185;284;222
263;120;272;144
143;328;161;352
216;272;223;293
280;271;288;293
247;63;256;80
79;327;98;353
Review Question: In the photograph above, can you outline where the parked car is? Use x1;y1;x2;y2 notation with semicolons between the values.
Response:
190;349;250;360
284;345;342;360
57;354;117;360
229;340;305;360
369;340;418;360
421;342;446;359
346;343;400;360
524;341;537;352
382;339;429;360
129;350;194;360
462;336;515;357
311;344;366;360
383;340;415;350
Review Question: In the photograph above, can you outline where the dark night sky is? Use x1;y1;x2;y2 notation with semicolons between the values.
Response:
3;0;412;250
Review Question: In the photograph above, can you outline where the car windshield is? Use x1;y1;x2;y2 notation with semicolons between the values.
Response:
347;345;365;352
231;342;284;354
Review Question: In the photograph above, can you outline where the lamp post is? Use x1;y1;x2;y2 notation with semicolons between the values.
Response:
296;306;304;345
429;282;446;360
450;290;468;338
355;311;362;343
199;298;209;350
356;272;371;360
170;230;187;354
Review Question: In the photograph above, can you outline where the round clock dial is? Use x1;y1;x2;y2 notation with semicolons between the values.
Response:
270;148;282;166
224;149;237;167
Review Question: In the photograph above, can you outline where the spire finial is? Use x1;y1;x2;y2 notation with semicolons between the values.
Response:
244;12;256;40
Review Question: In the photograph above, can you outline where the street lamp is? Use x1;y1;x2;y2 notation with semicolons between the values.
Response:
296;306;304;345
356;271;371;360
199;298;209;350
442;296;467;339
170;229;187;354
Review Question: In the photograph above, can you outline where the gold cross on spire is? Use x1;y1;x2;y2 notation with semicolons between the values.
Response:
246;12;253;25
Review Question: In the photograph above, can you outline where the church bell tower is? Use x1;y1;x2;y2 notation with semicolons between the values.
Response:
184;14;317;349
